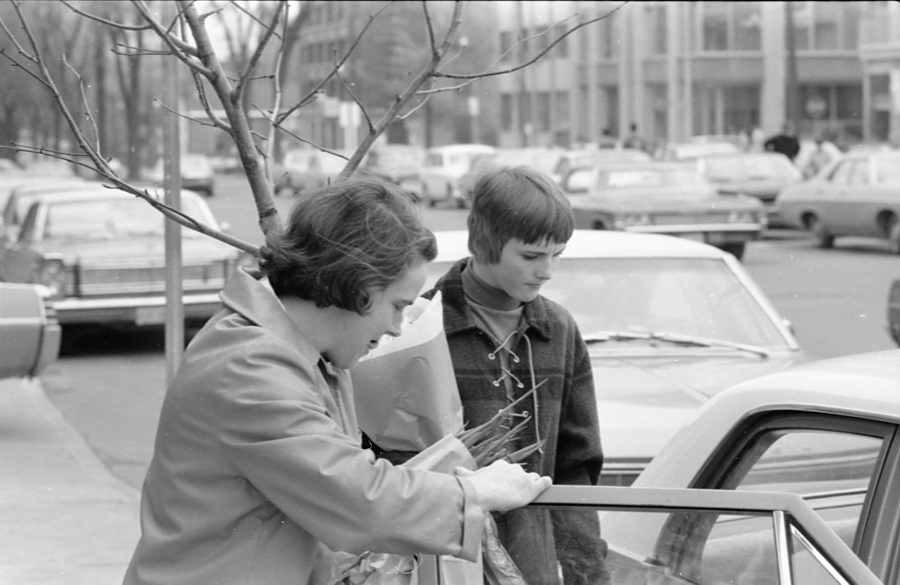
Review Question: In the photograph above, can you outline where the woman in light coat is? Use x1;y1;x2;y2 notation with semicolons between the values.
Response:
123;179;550;585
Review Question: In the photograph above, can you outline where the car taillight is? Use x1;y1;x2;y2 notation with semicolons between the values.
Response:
727;211;757;224
38;258;67;300
614;214;652;229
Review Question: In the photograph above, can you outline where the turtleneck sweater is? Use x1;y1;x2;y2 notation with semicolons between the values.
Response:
461;261;524;401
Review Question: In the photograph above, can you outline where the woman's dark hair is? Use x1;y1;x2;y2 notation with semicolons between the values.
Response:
467;165;574;263
260;178;436;314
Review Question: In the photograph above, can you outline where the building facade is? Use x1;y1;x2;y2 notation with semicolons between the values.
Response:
495;1;900;150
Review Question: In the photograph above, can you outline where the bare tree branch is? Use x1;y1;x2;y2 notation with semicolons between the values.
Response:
59;0;152;32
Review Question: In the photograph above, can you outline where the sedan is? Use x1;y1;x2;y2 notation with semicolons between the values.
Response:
424;230;804;486
694;151;804;227
417;350;898;585
600;349;900;584
418;144;496;208
0;282;60;379
776;151;900;253
0;187;246;330
562;162;766;260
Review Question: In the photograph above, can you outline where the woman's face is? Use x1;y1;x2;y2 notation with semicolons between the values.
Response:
323;260;428;369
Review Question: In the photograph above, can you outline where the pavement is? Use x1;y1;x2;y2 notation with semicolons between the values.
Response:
0;377;140;585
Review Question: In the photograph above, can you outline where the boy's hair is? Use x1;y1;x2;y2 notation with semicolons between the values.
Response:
261;177;436;315
467;165;574;264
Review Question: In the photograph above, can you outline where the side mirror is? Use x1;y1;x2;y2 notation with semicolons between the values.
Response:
888;278;900;346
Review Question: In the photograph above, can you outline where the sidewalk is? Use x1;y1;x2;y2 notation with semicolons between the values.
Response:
0;378;140;585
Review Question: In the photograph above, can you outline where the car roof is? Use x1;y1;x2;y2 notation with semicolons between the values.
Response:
21;186;203;205
432;229;729;263
426;144;496;154
699;349;900;427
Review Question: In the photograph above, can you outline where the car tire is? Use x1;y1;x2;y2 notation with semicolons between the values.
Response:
808;216;835;249
722;242;746;260
888;218;900;255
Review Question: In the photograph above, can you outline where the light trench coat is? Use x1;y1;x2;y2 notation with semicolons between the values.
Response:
124;268;484;585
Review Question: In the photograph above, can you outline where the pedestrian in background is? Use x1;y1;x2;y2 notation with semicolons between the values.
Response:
370;166;610;584
622;122;646;152
764;122;801;162
123;178;551;585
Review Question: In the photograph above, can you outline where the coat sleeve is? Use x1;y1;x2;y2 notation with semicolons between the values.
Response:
206;335;485;560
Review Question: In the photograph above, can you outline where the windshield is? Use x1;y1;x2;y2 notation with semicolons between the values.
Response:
595;169;714;195
427;257;790;349
703;155;802;182
42;196;211;240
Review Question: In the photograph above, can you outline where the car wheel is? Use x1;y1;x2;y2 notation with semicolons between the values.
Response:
722;242;746;260
808;216;835;248
888;218;900;255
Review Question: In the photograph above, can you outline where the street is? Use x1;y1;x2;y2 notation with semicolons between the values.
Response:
39;174;899;491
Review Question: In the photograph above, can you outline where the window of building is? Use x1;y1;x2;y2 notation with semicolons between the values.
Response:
551;24;568;58
733;3;762;51
519;93;532;128
500;31;514;60
813;1;840;50
554;91;570;130
700;3;761;52
501;94;514;131
536;92;551;132
702;3;728;51
648;3;668;55
600;12;618;59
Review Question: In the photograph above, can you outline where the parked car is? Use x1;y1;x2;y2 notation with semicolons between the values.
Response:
0;187;245;329
424;230;804;485
1;177;101;242
548;147;651;184
360;144;426;198
562;162;766;260
276;149;348;196
775;151;900;253
694;151;804;227
417;144;496;208
148;153;216;197
457;146;562;198
599;348;900;584
0;282;60;379
889;277;900;345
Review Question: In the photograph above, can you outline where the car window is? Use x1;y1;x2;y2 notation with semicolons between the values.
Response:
596;168;712;194
875;159;900;184
705;414;893;554
425;153;444;167
35;196;214;241
848;160;870;186
829;160;856;185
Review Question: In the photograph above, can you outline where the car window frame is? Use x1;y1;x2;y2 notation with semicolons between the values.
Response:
414;485;881;585
691;410;900;581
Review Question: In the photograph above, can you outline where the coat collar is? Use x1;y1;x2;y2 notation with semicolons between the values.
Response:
433;258;553;341
219;268;329;375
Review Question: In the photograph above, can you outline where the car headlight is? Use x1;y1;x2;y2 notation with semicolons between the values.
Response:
727;211;757;224
38;258;67;300
614;214;652;229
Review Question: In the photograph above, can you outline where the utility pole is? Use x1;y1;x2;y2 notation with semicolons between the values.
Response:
785;2;802;133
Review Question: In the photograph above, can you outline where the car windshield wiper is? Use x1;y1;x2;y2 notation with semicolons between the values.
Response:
583;330;770;358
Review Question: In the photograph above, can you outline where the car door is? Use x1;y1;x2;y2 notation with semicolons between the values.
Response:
839;159;882;237
415;486;882;585
695;412;900;583
818;159;860;235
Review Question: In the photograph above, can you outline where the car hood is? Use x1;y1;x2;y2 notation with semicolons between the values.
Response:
574;191;761;213
40;235;238;264
713;179;796;197
593;350;801;463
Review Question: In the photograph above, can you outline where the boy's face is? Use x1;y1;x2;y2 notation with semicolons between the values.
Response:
475;238;565;304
